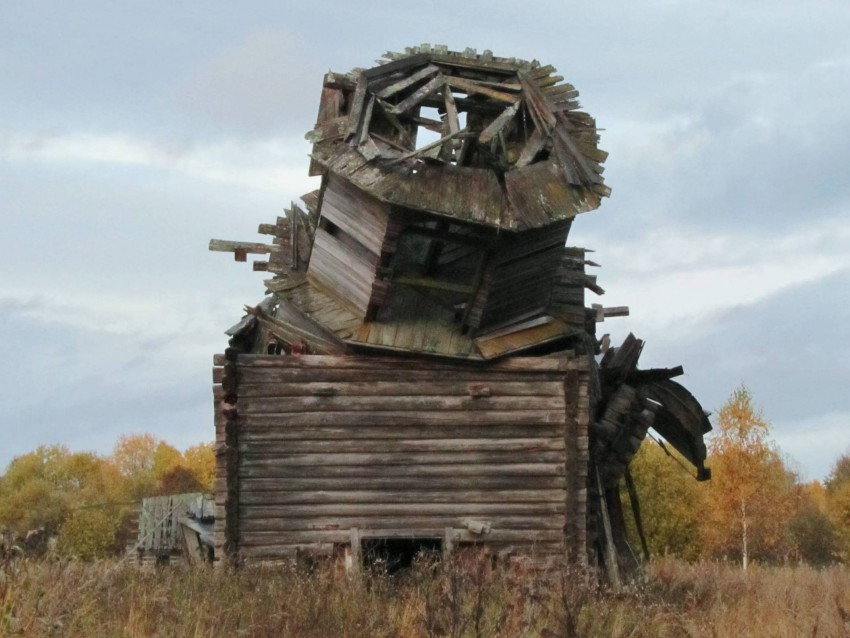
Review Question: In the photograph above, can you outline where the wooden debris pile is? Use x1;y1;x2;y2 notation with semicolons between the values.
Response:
209;45;711;579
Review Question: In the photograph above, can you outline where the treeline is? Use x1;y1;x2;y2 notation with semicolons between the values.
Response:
0;435;214;560
626;386;850;566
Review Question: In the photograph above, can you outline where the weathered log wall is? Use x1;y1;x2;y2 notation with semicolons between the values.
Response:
307;174;390;316
213;353;591;564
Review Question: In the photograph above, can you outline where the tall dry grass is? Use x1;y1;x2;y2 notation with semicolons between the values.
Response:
1;554;848;637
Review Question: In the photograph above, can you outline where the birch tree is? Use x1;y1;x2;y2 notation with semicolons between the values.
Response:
702;385;795;568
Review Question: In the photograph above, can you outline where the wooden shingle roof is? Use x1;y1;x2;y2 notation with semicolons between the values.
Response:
307;45;610;231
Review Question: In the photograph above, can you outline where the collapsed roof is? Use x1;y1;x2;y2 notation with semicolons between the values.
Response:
213;46;626;363
307;47;610;231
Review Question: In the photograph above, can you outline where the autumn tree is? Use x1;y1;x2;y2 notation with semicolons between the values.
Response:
112;434;182;500
1;435;216;560
0;446;127;558
826;452;850;561
622;440;705;560
702;386;796;568
182;443;216;491
0;446;92;536
788;480;841;565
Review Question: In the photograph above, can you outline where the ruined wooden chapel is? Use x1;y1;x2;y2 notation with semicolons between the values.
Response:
210;46;711;575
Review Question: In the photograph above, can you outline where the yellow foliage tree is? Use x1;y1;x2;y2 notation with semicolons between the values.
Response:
183;443;216;492
622;441;706;561
702;386;796;568
826;452;850;561
2;436;216;559
112;434;181;500
789;480;841;565
0;446;127;558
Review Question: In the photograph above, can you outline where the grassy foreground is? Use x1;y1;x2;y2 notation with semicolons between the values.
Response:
1;555;848;637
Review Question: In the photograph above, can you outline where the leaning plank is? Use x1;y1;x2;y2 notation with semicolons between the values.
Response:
478;101;521;144
391;74;445;114
444;76;518;103
375;64;441;98
387;128;469;163
345;72;368;141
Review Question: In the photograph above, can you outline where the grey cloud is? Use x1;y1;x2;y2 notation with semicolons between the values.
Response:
622;268;850;479
176;28;324;138
0;300;217;468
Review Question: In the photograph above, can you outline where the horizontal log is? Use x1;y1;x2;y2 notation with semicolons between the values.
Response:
237;528;565;548
237;438;565;455
240;515;564;533
236;368;569;384
238;450;566;467
240;502;565;518
240;543;336;559
238;395;566;414
237;380;564;398
237;539;566;560
238;489;566;506
237;410;566;428
237;476;566;492
238;463;565;479
238;424;565;441
235;354;582;372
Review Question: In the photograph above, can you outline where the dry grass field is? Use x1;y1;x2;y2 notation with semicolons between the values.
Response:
1;555;848;637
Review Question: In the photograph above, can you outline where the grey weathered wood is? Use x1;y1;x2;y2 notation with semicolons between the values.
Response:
238;489;566;505
209;239;279;255
238;462;565;479
375;64;441;98
237;380;564;398
238;476;567;492
238;394;565;413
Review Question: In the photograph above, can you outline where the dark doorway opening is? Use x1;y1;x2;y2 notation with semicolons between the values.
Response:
361;537;442;573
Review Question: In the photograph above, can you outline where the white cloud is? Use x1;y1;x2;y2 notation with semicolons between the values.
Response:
0;130;318;195
774;411;850;481
576;217;850;335
177;27;321;136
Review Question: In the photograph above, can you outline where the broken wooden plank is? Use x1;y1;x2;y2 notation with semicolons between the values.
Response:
374;64;441;98
209;239;279;255
444;76;518;103
391;74;445;114
478;100;521;144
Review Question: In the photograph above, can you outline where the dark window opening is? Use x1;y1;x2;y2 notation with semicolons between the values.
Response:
361;537;442;574
416;106;444;151
318;216;338;236
266;338;284;355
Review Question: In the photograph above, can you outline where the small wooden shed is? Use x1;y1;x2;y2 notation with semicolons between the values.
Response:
210;46;711;575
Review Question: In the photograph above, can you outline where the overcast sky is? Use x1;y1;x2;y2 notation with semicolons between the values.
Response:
2;1;848;481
